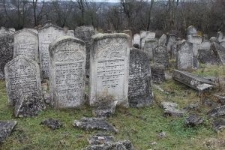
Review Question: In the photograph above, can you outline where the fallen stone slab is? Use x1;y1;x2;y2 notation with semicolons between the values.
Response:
84;140;134;150
207;105;225;118
185;114;204;127
213;118;225;132
73;117;118;133
161;102;185;117
0;120;17;143
40;118;62;130
88;134;115;145
173;70;215;91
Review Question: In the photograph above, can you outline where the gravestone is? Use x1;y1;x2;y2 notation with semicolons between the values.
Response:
75;26;95;76
13;29;38;61
176;40;194;70
187;25;197;37
4;56;43;116
49;36;86;108
151;64;166;83
132;34;140;48
128;48;153;107
220;41;225;48
198;49;219;65
159;34;167;46
123;30;132;47
141;31;156;49
90;33;130;107
166;34;177;58
144;39;158;60
0;33;14;79
38;23;67;79
217;31;225;43
212;42;225;65
153;45;169;68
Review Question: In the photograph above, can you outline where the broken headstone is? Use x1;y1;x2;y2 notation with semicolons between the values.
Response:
0;120;17;143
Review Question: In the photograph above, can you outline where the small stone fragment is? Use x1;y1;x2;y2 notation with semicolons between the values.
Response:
93;101;117;118
0;120;17;143
185;114;204;127
88;134;115;145
213;118;225;132
40;118;62;130
161;102;185;117
73;117;118;133
207;105;225;118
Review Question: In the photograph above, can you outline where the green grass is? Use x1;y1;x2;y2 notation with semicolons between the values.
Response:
1;64;225;149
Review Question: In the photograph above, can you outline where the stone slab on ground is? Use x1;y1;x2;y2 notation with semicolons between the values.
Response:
73;117;118;133
185;114;204;127
88;134;115;145
161;102;185;117
172;70;215;91
0;120;17;143
213;118;225;132
40;118;62;130
207;105;225;118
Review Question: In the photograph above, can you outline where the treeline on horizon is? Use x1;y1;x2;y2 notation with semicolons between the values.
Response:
0;0;224;37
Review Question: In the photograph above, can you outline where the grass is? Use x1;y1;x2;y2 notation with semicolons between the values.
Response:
1;64;225;149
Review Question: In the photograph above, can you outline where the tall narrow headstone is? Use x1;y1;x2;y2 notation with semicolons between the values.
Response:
153;45;169;68
144;39;158;60
129;48;153;107
176;40;194;70
123;30;132;47
132;33;140;48
49;36;86;108
0;34;13;79
212;42;225;65
38;23;67;79
13;29;38;61
159;34;167;46
90;33;130;107
166;34;177;58
4;56;42;105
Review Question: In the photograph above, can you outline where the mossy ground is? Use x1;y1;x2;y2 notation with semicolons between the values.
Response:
1;64;225;150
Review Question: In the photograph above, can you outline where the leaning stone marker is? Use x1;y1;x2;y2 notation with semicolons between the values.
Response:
176;40;194;70
49;36;86;108
13;29;38;61
4;56;42;106
90;33;130;107
212;42;225;65
38;23;66;79
128;48;153;107
0;120;17;143
0;34;13;79
153;45;169;67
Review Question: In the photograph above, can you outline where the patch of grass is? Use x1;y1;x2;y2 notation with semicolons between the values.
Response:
1;64;225;149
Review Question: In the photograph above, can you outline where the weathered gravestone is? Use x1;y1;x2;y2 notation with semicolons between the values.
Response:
176;40;194;70
38;23;67;79
5;56;41;108
198;49;220;65
153;45;169;68
123;30;132;47
75;26;95;76
151;64;166;83
141;31;156;49
217;31;225;43
49;36;86;108
0;34;14;79
166;34;177;58
159;34;167;46
90;33;130;107
187;25;198;37
128;48;153;107
212;42;225;65
132;33;140;48
13;29;39;61
144;39;158;60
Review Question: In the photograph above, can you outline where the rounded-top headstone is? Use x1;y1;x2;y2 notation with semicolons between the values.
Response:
187;25;197;36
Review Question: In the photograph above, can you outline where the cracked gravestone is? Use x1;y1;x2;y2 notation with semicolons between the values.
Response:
0;120;17;143
49;36;86;108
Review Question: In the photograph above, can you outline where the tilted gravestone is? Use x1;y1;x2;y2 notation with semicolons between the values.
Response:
0;34;14;79
153;45;169;68
159;34;167;46
75;26;95;76
144;39;158;60
90;33;130;107
13;29;39;61
212;42;225;65
128;48;153;107
198;49;219;65
4;56;44;117
38;23;67;79
176;40;194;70
49;36;86;108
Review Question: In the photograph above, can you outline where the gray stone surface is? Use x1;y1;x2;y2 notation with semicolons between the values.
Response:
211;42;225;65
187;25;198;37
38;23;67;79
173;69;215;91
210;37;219;43
200;41;211;50
90;33;130;107
88;134;115;145
5;56;42;106
151;64;166;83
75;26;95;75
0;34;13;79
217;31;225;43
73;117;118;133
158;34;167;46
141;31;156;49
153;45;169;68
198;49;220;65
207;105;225;118
213;118;225;132
176;40;194;70
123;30;132;47
161;102;185;117
84;140;134;150
49;36;86;108
128;49;153;107
220;41;225;48
93;101;117;118
166;34;177;57
0;120;17;143
40;118;62;130
14;90;45;117
144;38;158;60
185;114;204;127
13;29;39;61
214;94;225;105
132;33;140;48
